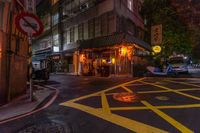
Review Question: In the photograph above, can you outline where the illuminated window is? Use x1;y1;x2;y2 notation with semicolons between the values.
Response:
127;0;133;11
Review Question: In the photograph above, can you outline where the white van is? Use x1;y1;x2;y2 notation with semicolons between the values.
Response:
169;56;189;73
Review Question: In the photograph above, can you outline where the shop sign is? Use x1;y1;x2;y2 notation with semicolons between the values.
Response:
151;24;162;45
152;45;162;53
52;55;60;60
15;12;43;37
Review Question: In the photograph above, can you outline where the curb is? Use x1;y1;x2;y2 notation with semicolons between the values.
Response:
0;85;59;125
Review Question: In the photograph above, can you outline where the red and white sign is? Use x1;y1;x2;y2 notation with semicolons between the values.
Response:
15;12;43;37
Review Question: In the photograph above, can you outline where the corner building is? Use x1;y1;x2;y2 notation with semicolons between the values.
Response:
34;0;150;77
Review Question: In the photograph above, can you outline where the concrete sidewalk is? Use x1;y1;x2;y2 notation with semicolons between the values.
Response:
0;85;55;122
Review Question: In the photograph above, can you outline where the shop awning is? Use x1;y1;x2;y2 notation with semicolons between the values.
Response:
78;33;151;51
33;48;52;61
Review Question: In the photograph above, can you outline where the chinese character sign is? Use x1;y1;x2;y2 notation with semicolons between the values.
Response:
151;25;162;45
25;0;36;13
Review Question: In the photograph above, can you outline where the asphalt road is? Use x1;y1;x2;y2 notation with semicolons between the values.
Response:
1;75;200;133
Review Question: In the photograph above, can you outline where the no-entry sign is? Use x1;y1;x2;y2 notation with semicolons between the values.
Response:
15;12;43;37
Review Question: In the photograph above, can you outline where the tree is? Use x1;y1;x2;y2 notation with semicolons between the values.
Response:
189;25;200;60
141;0;192;58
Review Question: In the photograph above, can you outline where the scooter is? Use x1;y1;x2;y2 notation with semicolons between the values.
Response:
146;64;177;76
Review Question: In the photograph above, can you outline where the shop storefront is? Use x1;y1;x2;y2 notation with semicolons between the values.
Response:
49;54;62;73
78;33;150;77
33;47;51;69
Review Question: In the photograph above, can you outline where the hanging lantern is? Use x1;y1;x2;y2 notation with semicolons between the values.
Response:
80;54;86;63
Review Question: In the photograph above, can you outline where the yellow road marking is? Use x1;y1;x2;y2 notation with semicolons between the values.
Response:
61;101;168;133
101;93;111;114
166;80;200;88
106;103;200;111
140;81;200;101
178;88;200;91
141;101;193;133
138;88;200;94
121;86;133;93
67;78;145;102
138;90;171;94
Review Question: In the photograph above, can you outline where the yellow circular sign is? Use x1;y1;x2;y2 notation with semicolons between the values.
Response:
152;46;162;53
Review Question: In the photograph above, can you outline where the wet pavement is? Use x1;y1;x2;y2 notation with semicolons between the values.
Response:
1;75;200;133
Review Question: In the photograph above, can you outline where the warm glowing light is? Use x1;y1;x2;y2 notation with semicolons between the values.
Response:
80;54;86;63
102;59;106;63
119;46;128;56
152;45;162;53
113;92;138;103
111;58;115;64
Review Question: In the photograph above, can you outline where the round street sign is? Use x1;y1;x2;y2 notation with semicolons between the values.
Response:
152;45;162;53
15;12;43;37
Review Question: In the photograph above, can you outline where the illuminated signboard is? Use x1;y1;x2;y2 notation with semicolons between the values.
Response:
152;45;162;53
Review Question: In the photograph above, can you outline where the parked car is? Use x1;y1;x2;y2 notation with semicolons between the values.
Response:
168;56;189;74
32;62;49;80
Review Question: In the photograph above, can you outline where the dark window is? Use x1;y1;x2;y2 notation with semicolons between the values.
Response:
95;17;101;37
78;23;84;40
108;13;115;34
63;30;68;43
70;27;74;42
101;14;108;36
88;19;95;39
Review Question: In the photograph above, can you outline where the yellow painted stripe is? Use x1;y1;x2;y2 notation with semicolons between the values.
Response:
138;90;170;94
108;103;200;111
140;81;200;101
178;88;200;91
121;86;133;93
166;80;200;88
64;78;145;103
138;88;200;94
141;101;193;133
101;93;111;114
61;102;168;133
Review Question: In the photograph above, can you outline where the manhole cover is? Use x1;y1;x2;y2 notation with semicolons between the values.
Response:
113;92;139;103
155;96;169;101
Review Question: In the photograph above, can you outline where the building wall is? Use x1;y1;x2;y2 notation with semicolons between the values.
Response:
114;0;144;29
0;30;7;104
63;0;114;28
0;1;28;104
34;0;146;74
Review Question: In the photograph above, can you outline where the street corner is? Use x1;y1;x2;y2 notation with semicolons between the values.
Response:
0;85;59;125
